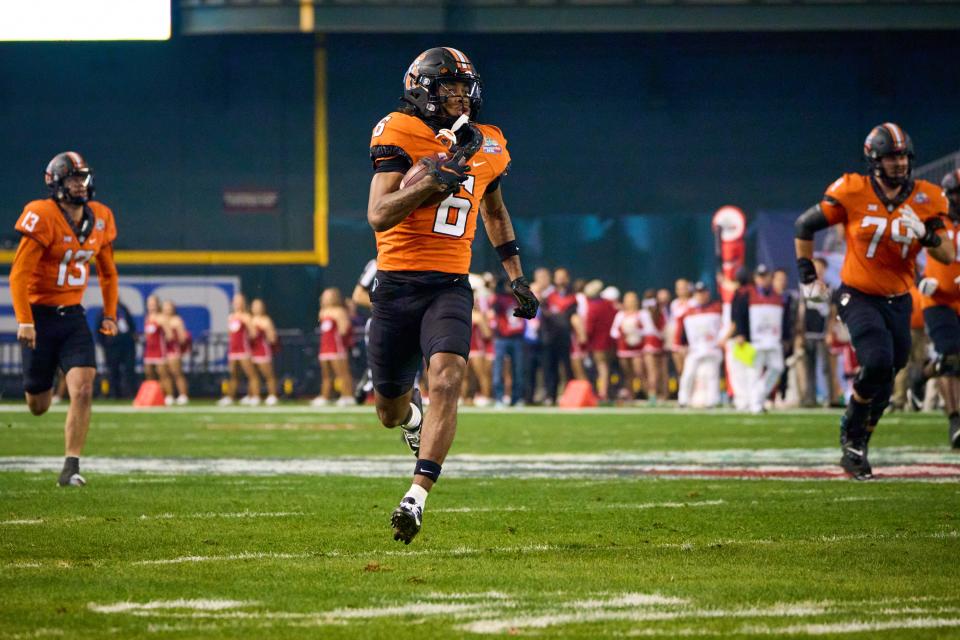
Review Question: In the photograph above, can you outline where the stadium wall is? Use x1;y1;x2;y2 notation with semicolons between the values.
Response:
1;32;959;327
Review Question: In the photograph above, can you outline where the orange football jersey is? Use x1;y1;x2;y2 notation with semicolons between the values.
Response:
921;215;960;312
820;173;948;296
10;199;118;323
369;112;511;274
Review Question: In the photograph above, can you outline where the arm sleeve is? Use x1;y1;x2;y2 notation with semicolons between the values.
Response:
794;205;831;240
9;237;45;324
95;243;119;319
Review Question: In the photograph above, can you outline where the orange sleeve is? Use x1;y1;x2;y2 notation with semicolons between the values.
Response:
9;236;45;324
14;204;54;248
820;175;850;225
95;242;119;320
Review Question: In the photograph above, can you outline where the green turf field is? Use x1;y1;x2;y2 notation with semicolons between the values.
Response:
2;404;959;639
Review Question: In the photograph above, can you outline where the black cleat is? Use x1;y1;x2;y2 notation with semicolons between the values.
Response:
57;458;85;487
840;440;873;480
391;497;422;544
949;413;960;450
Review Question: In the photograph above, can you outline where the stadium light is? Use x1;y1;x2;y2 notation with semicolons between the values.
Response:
0;0;171;41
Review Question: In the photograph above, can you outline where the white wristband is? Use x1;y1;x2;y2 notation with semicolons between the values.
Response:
18;323;34;329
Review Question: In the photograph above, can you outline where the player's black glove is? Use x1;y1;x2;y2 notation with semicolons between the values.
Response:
510;276;539;319
423;155;470;194
921;216;945;248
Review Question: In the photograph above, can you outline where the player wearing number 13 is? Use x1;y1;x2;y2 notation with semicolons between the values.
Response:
9;151;119;487
794;123;955;479
367;47;539;544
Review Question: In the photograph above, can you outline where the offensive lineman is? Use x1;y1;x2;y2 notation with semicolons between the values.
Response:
10;152;119;486
918;170;960;446
794;123;955;479
367;47;538;543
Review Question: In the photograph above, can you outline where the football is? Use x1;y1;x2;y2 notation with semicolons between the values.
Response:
400;154;454;207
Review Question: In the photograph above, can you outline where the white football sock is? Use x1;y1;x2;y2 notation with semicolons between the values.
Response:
405;483;429;507
402;402;422;430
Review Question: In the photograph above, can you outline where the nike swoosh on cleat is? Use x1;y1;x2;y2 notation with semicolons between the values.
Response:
844;448;863;456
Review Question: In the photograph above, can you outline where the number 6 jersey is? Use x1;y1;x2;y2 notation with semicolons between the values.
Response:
370;112;510;274
10;198;118;324
820;173;948;296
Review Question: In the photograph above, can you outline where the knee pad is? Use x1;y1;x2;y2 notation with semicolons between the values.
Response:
935;353;960;378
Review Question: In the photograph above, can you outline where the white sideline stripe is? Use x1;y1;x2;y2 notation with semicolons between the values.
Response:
2;448;958;479
1;518;44;525
138;511;303;521
0;403;855;416
89;599;256;614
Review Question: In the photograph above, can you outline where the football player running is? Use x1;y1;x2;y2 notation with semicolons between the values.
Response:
367;47;538;543
919;170;960;447
10;152;119;487
794;124;955;479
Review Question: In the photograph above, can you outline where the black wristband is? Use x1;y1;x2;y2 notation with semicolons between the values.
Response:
797;257;817;285
495;240;520;262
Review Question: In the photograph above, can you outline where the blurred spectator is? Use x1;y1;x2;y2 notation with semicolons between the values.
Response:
541;268;578;405
219;293;259;406
162;300;190;406
96;299;136;398
143;294;174;402
465;290;494;406
639;289;666;405
312;288;354;407
668;278;695;377
677;282;724;408
584;279;617;401
773;267;799;406
250;298;279;406
722;267;754;410
492;277;527;407
654;288;673;399
731;264;785;413
797;257;834;407
610;291;644;403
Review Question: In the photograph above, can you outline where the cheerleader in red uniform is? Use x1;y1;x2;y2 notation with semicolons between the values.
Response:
639;289;666;405
251;298;279;406
162;300;190;405
312;288;353;407
463;294;494;406
610;291;645;402
219;293;259;406
143;295;173;402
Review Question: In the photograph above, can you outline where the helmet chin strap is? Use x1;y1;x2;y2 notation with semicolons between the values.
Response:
875;167;909;189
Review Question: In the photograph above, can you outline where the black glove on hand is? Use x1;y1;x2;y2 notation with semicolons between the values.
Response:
921;216;945;248
510;276;540;319
423;155;470;194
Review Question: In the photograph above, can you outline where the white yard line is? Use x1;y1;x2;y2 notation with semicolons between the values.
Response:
133;552;312;566
741;616;960;635
89;599;256;614
138;511;303;521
